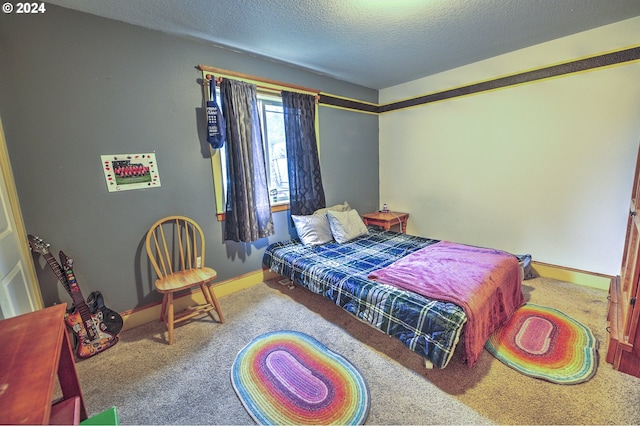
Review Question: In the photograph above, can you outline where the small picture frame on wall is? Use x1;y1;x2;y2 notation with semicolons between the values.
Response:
101;153;161;192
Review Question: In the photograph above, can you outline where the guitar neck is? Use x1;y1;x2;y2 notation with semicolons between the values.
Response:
63;267;98;341
42;252;72;295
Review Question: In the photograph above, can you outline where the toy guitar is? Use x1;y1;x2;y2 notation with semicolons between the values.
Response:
28;235;121;359
28;235;123;335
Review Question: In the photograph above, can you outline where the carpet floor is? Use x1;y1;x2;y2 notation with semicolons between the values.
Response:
75;276;640;425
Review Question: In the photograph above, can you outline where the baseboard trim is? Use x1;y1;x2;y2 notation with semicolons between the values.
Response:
120;269;279;332
531;261;612;291
120;262;611;332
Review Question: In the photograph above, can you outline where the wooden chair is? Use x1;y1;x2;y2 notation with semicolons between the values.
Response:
145;215;225;344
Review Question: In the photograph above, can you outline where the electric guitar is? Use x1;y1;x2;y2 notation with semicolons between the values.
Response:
28;235;120;359
28;235;123;335
86;290;123;335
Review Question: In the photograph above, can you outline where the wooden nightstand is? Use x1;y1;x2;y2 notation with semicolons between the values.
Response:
362;211;409;233
0;304;88;425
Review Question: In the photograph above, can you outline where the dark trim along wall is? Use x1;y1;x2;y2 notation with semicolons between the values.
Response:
319;46;640;113
318;94;379;113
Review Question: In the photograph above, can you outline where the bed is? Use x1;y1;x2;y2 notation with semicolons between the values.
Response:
263;226;524;369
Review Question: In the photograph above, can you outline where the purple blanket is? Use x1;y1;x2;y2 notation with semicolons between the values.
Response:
368;241;524;366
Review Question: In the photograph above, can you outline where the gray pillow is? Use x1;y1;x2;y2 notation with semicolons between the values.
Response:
327;209;369;244
292;214;334;245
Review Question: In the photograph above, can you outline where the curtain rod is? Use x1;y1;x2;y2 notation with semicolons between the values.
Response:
197;64;320;95
205;74;284;98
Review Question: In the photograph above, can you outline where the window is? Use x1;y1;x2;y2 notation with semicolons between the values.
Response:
214;91;290;215
200;66;321;221
259;97;289;205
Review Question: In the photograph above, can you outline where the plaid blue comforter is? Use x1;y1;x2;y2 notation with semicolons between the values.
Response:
262;228;468;369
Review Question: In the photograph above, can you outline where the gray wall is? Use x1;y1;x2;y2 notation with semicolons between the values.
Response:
0;5;378;313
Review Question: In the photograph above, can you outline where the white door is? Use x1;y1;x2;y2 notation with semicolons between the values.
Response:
0;117;42;319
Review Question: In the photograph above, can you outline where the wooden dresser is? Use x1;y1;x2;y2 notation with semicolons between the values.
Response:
0;304;88;424
607;145;640;378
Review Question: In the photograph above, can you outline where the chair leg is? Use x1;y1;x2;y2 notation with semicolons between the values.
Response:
200;283;214;313
160;294;168;323
166;292;175;345
205;283;225;324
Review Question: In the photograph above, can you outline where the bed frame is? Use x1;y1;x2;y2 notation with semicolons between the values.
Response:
263;227;524;369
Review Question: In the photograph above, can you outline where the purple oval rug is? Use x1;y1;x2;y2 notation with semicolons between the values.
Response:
231;330;369;425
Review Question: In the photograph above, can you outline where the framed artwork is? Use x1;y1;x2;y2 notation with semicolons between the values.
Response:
101;153;161;192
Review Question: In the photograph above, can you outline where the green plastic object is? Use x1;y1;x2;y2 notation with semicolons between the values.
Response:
81;406;119;425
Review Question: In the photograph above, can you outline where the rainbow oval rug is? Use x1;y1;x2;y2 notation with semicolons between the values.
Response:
231;330;370;425
485;303;598;384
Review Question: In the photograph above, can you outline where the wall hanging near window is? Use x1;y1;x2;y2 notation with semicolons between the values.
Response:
206;74;226;149
101;153;161;192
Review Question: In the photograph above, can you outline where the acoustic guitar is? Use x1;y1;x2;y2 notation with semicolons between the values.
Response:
28;235;120;359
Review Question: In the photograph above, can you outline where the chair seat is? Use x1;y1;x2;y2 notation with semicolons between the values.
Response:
154;267;217;293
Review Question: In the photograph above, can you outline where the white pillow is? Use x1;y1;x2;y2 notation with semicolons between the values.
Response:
313;202;351;217
326;209;369;244
292;214;333;245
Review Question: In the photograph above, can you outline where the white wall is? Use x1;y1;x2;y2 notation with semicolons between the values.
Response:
379;17;640;276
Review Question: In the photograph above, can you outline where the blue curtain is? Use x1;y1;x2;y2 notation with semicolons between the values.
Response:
282;91;326;216
220;79;274;242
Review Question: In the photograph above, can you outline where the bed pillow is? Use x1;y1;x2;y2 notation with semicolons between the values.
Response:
313;201;351;217
327;209;369;244
292;214;334;245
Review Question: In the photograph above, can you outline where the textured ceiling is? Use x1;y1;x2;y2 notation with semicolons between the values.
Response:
45;0;640;89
